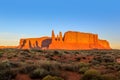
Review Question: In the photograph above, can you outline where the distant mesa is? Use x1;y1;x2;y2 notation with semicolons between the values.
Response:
0;46;17;49
18;30;111;50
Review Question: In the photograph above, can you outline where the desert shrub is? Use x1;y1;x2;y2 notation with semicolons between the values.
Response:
79;62;90;68
30;49;43;53
40;61;61;71
22;49;30;52
40;62;60;76
19;64;37;74
117;71;120;79
13;54;17;57
78;62;90;74
48;69;60;77
79;67;89;74
0;52;3;57
102;56;115;63
101;74;118;80
45;53;54;59
75;57;81;61
9;62;20;68
64;51;69;54
7;55;13;59
100;52;107;54
54;51;60;55
30;68;49;79
41;62;53;71
82;69;102;80
54;76;64;80
53;50;63;56
0;69;17;80
114;64;120;71
105;63;120;71
0;64;6;70
0;60;11;70
20;51;29;56
62;62;90;72
82;57;86;59
62;64;79;72
42;75;55;80
93;55;115;64
42;75;64;80
90;59;101;65
19;49;31;58
75;51;79;54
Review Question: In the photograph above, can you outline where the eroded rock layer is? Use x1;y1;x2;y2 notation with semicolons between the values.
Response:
18;37;51;49
18;30;111;50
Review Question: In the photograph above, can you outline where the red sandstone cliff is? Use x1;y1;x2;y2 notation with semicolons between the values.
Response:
18;30;111;50
18;37;51;49
49;31;111;50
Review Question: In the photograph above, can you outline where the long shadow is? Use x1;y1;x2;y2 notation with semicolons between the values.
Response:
33;41;41;49
29;40;32;48
29;41;41;49
35;41;39;47
41;39;52;49
20;40;26;49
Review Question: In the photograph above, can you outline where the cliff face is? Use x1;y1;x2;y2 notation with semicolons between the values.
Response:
98;40;111;49
18;37;51;49
18;30;111;50
49;31;111;50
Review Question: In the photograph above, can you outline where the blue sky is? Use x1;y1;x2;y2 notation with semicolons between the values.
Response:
0;0;120;49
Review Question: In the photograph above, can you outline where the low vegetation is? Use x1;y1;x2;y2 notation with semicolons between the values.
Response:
0;49;120;80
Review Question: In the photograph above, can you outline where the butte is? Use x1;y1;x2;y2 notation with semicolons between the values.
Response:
18;30;111;50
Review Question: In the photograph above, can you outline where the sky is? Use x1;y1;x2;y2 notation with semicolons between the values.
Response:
0;0;120;49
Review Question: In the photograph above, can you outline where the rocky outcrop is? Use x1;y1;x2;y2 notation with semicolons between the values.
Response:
18;30;111;50
98;40;111;49
18;37;51;49
49;31;111;50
